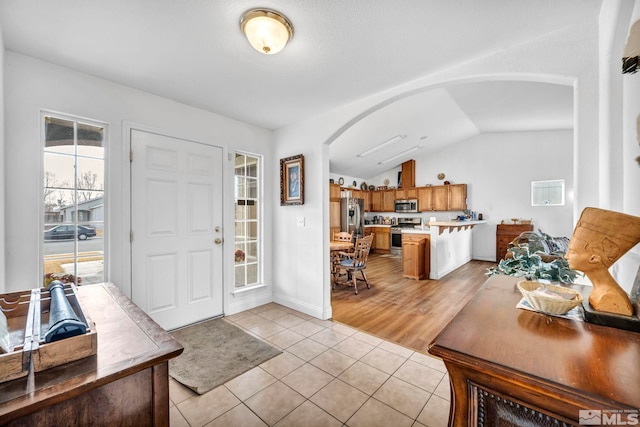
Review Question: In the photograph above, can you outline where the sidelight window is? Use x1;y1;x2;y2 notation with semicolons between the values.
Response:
234;153;261;288
42;113;106;286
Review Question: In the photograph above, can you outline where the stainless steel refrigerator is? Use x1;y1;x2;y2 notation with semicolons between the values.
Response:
340;198;364;238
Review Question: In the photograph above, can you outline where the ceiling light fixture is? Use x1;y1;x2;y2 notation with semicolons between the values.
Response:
240;8;293;55
378;145;424;165
358;134;406;158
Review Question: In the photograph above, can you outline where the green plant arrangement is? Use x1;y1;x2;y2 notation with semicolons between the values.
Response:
486;244;581;284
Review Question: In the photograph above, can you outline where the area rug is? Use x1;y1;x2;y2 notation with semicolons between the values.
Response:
168;318;282;395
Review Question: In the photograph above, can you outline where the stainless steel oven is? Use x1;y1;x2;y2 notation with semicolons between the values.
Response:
395;199;418;213
390;227;403;255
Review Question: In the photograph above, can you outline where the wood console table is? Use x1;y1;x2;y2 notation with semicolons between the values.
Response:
0;283;183;426
428;275;640;426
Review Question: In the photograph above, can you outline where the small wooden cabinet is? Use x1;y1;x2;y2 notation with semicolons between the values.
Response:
432;185;449;211
496;223;533;261
402;233;430;280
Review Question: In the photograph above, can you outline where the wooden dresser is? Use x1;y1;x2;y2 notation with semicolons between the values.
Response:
0;283;183;426
496;223;533;261
428;275;640;426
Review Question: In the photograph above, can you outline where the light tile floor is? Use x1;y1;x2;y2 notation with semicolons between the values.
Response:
169;302;450;427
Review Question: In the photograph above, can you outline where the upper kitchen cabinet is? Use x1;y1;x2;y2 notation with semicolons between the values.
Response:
395;187;418;199
418;186;434;211
433;186;449;211
329;183;341;239
400;160;415;188
448;184;467;211
382;190;395;212
419;184;467;212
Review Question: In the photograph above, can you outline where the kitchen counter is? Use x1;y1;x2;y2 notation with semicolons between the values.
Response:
428;220;486;227
365;224;391;227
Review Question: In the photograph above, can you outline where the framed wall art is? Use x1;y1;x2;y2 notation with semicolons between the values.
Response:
280;154;304;206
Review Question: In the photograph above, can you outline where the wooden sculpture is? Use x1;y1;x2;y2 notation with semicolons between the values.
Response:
565;207;640;316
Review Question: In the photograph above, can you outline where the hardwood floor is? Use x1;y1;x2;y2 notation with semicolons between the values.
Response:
331;253;496;353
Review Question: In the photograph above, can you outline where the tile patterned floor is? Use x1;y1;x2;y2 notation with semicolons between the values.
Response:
169;303;450;427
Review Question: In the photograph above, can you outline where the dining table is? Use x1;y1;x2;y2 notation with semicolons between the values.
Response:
329;241;354;285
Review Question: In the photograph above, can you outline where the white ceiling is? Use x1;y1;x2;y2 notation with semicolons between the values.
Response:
0;0;598;178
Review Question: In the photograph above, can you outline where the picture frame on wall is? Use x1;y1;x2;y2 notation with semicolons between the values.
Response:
280;154;304;206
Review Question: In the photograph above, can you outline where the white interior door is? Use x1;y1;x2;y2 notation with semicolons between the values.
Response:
130;129;223;330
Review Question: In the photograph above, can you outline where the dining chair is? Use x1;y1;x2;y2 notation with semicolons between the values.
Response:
331;232;353;284
334;233;374;295
333;231;353;242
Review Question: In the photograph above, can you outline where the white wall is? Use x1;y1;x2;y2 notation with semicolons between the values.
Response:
618;0;640;292
273;16;599;319
3;52;274;315
0;28;5;293
413;130;574;261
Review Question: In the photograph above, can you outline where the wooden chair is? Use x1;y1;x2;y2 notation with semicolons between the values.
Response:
334;233;374;294
333;232;353;243
331;232;353;283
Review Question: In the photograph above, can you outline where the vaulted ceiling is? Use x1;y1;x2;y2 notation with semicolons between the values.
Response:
0;0;599;178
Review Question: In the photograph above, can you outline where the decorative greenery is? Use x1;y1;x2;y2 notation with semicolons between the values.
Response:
486;244;580;284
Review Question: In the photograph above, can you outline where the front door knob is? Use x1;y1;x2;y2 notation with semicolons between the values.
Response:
215;238;223;244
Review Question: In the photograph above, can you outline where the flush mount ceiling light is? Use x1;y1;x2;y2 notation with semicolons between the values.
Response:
358;135;406;158
378;145;424;165
240;8;293;55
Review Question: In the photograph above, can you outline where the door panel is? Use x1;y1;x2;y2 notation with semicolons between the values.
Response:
131;129;223;330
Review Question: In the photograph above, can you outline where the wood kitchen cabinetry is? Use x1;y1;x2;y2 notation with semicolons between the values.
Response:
402;233;430;280
400;160;415;188
329;183;341;240
496;223;533;261
331;182;467;214
429;275;640;427
365;226;390;254
448;184;467;210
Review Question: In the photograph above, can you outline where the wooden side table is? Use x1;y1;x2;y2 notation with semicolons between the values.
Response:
496;223;533;261
428;275;640;426
0;283;183;426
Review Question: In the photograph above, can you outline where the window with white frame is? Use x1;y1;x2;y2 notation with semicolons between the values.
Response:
43;114;106;286
234;153;261;288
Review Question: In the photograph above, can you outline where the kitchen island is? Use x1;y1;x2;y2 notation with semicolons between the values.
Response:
403;220;486;280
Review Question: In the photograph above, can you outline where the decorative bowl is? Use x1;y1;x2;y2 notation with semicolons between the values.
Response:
517;281;583;315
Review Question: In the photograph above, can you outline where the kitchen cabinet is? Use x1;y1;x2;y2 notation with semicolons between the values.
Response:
417;186;433;211
381;190;395;212
367;226;390;253
361;191;371;212
329;183;341;240
433;185;449;211
496;223;533;261
430;184;468;212
370;191;382;212
395;187;418;200
448;184;467;211
402;233;430;280
401;160;416;188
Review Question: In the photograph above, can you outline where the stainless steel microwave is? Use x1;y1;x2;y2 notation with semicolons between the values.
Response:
395;199;419;213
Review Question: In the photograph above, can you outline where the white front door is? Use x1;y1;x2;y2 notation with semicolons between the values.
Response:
130;129;223;330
